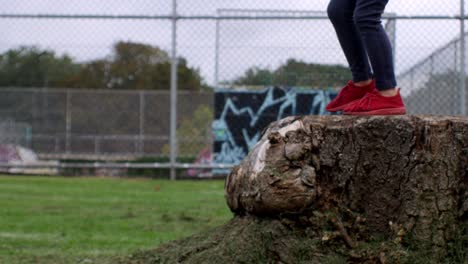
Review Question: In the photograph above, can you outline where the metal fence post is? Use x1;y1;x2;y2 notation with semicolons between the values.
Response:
214;10;220;88
26;126;32;149
65;89;71;154
170;0;179;180
94;136;100;156
461;0;467;115
139;91;145;155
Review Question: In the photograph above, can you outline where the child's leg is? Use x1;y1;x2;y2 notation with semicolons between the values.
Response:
354;0;396;91
327;0;373;84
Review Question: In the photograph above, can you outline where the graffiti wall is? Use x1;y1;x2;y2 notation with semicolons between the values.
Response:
213;87;337;167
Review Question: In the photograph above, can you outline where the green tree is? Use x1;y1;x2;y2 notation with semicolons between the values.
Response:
67;41;205;90
0;42;205;91
232;59;351;88
232;67;275;87
0;46;79;87
162;104;214;157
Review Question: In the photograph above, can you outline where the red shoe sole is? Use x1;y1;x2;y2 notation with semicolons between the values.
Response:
344;107;406;116
326;99;361;112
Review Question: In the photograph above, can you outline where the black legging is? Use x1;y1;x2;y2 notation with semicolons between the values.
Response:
327;0;396;91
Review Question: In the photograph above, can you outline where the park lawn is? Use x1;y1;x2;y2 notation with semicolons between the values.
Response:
0;175;232;264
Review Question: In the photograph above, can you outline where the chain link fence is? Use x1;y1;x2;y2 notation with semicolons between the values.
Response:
0;0;467;177
0;88;212;159
0;120;31;148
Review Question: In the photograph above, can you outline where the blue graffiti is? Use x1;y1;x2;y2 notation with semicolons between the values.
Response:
213;86;337;167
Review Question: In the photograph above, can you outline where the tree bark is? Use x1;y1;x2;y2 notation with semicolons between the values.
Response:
226;115;467;251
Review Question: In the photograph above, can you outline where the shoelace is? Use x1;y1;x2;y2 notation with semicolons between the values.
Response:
355;92;379;110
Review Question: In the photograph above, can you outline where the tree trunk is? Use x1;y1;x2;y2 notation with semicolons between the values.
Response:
123;116;467;264
226;115;467;255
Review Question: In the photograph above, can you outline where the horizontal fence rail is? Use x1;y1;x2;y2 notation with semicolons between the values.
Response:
1;14;467;20
0;162;234;169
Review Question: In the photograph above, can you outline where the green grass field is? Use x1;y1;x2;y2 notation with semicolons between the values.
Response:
0;175;232;264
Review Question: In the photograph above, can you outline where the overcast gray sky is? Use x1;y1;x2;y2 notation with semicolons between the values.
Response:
0;0;464;88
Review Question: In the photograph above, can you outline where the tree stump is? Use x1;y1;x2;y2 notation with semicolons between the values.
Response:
123;116;467;264
225;116;467;256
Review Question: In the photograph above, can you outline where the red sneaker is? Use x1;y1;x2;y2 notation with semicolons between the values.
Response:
326;80;376;112
343;89;406;116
